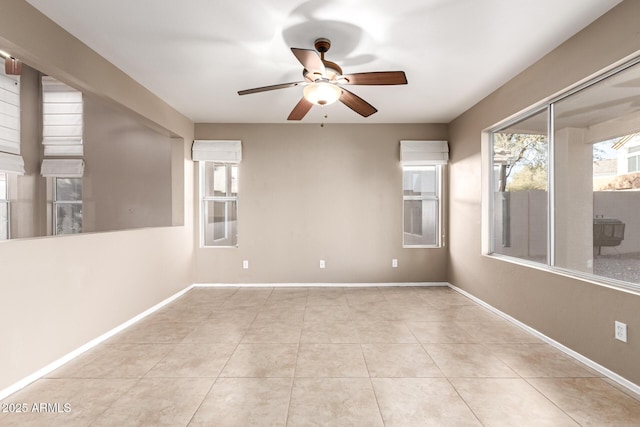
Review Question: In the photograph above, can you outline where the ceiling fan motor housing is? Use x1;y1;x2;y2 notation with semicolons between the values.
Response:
313;37;343;79
314;38;331;53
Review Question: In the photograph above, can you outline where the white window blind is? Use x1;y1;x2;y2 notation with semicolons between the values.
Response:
41;159;84;178
0;151;24;174
192;140;242;163
400;140;449;165
0;66;20;156
42;76;83;156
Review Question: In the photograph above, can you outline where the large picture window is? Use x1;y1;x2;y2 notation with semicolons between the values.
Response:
489;57;640;292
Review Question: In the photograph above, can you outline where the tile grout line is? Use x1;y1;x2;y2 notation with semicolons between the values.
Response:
183;288;241;427
406;292;508;426
360;288;385;425
521;377;586;426
446;340;579;426
443;375;486;427
382;286;483;426
284;290;308;427
91;288;240;425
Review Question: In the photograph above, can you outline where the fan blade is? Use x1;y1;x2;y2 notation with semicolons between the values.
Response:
238;81;305;96
341;71;407;85
339;89;377;117
287;97;314;121
291;48;325;76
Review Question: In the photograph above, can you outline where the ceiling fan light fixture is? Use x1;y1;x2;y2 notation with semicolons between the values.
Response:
303;81;342;106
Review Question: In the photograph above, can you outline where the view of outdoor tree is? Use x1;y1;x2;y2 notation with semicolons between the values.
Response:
493;132;548;192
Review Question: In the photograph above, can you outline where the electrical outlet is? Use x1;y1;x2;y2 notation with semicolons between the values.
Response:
392;259;398;268
319;260;325;269
242;260;249;269
615;321;627;342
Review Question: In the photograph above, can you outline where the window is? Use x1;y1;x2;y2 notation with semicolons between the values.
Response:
491;109;548;262
489;56;640;292
193;140;242;247
54;177;82;234
400;140;448;248
627;145;640;173
0;172;8;240
201;162;238;247
41;159;84;235
403;165;442;247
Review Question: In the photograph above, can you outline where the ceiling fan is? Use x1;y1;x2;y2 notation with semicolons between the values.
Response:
238;38;407;120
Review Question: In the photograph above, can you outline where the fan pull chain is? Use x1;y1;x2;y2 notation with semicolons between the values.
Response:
320;106;328;127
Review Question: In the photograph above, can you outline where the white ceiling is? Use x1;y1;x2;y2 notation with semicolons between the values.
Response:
25;0;622;124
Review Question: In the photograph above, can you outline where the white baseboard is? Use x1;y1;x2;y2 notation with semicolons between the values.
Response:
193;282;449;288
0;285;195;401
447;283;640;397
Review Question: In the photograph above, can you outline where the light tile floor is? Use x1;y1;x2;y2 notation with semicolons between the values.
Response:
2;286;640;426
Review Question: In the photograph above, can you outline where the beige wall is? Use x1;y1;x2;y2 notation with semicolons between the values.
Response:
448;0;640;385
0;0;194;392
194;123;448;284
83;95;173;232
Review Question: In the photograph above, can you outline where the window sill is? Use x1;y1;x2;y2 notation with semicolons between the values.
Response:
486;253;640;296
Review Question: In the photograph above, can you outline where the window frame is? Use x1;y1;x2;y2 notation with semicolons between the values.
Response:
53;177;83;235
488;106;551;264
200;161;238;248
627;152;640;173
486;54;640;294
402;164;444;248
